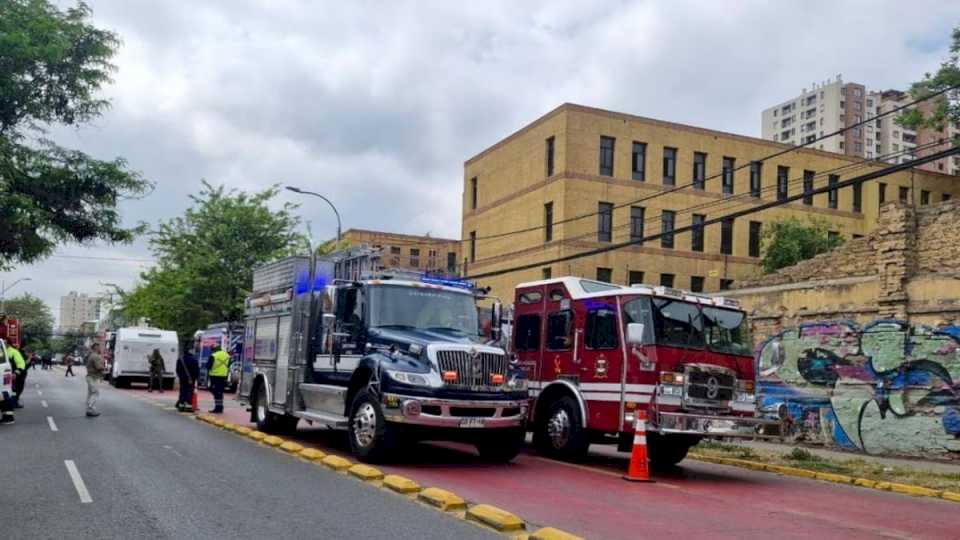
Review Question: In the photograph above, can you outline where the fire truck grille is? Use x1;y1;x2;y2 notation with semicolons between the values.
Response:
435;350;507;390
685;369;735;404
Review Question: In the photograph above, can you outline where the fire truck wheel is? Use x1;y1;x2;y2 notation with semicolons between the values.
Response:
647;433;693;469
348;389;397;463
474;428;525;463
253;385;286;433
533;396;589;461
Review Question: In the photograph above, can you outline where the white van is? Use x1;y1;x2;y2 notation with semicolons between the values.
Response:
0;339;12;410
109;327;178;389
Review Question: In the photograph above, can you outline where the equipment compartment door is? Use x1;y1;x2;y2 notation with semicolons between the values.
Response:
273;315;292;406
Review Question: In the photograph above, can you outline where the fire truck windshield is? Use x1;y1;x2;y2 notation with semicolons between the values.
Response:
368;284;480;336
702;306;752;356
623;297;705;348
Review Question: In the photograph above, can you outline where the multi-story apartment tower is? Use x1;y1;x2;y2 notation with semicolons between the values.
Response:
59;291;102;332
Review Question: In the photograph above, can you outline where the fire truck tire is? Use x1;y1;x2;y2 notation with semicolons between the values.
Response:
253;385;291;434
474;428;525;463
348;389;398;463
647;433;693;469
533;396;590;461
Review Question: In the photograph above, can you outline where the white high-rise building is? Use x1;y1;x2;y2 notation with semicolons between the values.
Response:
59;291;102;332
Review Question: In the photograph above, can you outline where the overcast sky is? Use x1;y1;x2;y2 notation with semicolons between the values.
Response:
2;0;957;326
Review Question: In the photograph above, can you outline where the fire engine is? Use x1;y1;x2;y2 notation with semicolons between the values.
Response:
511;277;778;467
0;317;21;349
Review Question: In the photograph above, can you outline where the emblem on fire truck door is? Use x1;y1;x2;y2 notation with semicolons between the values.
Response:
553;355;561;375
595;354;608;379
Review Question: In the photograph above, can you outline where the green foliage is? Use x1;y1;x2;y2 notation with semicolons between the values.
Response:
761;217;844;274
121;182;308;339
899;26;960;133
50;329;89;355
0;1;151;269
2;293;54;352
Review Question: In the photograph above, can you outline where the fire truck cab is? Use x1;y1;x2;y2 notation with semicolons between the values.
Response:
513;277;778;467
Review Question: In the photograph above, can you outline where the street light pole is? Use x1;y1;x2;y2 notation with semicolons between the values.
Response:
1;277;33;314
285;186;342;251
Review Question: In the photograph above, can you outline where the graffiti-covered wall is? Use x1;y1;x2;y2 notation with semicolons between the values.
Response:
757;320;960;458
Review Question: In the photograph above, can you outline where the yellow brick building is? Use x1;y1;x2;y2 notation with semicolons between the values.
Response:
341;228;460;274
461;103;960;299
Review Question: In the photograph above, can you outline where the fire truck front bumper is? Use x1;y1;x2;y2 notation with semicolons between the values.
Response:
381;393;528;429
652;411;783;438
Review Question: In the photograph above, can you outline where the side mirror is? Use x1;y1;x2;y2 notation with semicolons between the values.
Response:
626;323;646;345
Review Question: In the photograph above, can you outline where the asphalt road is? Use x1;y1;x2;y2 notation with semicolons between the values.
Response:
0;368;496;540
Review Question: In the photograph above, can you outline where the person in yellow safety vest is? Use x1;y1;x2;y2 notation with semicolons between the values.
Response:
208;345;230;413
6;344;27;409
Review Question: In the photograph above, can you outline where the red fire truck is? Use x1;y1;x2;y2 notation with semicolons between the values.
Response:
512;277;778;467
0;317;21;349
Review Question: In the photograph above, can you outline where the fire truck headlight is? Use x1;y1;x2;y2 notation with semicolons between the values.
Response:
661;385;683;397
736;380;756;402
385;369;431;387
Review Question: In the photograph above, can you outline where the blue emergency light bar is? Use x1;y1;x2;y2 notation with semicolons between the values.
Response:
421;275;475;290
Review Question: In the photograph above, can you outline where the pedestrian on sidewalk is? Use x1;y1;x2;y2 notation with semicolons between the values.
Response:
148;349;166;393
84;343;106;417
175;349;199;412
6;344;26;409
64;353;76;377
28;352;38;370
207;345;229;413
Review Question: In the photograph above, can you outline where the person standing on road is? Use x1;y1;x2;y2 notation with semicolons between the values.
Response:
64;353;76;377
175;349;199;412
84;343;106;417
207;345;229;413
148;349;166;393
6;344;26;408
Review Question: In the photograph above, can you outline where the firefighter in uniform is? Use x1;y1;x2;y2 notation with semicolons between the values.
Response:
208;345;229;413
6;343;26;408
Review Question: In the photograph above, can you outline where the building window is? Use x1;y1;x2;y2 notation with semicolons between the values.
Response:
545;136;555;177
628;270;644;286
469;231;476;262
630;206;645;242
660;273;675;288
719;279;734;290
599;136;615;176
853;181;862;213
722;157;735;195
720;218;734;255
748;221;762;258
944;193;952;202
828;174;839;209
632;142;646;181
663;147;677;185
542;267;552;279
690;276;705;292
693;152;707;189
390;246;401;255
803;170;815;205
899;186;909;203
691;214;705;252
777;166;789;201
470;177;478;210
596;267;613;283
661;210;675;249
921;190;930;205
879;183;887;207
447;252;456;273
597;202;613;242
544;202;553;243
750;161;762;197
409;248;420;268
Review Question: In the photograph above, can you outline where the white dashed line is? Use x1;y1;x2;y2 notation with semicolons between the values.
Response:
37;390;42;396
47;416;58;432
64;460;93;503
41;400;48;408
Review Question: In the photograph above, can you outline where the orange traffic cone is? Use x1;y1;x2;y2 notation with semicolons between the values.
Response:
623;410;654;482
191;386;199;412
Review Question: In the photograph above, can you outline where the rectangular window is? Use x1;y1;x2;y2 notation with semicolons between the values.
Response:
390;246;401;255
719;279;734;290
777;166;789;201
663;147;677;185
750;161;762;197
544;202;553;243
628;270;644;286
661;210;675;249
469;231;476;262
879;183;887;206
585;308;618;349
599;136;615;176
514;314;541;352
690;276;704;293
597;202;613;242
691;214;705;252
546;310;574;351
545;136;555;177
542;267;552;279
596;267;613;283
720;218;734;255
899;186;909;203
660;273;675;287
748;221;762;258
409;248;420;268
944;193;952;202
447;252;456;273
852;181;862;212
721;157;735;195
469;177;478;210
828;174;839;209
921;190;930;205
632;142;646;181
630;206;645;242
803;170;815;205
693;152;707;189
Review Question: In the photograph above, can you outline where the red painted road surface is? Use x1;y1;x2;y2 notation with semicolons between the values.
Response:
125;386;959;539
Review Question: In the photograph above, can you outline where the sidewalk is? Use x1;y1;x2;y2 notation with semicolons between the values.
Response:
730;439;960;475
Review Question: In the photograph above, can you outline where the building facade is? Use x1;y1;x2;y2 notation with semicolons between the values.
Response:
59;291;102;332
341;228;461;275
462;103;960;300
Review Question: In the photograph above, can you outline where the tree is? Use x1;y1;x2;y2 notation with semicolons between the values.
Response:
2;293;54;352
121;182;308;339
899;26;960;133
50;329;90;355
0;1;151;270
761;217;843;274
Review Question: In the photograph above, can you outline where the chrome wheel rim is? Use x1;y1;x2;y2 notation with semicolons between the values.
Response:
352;403;377;449
256;394;267;423
547;409;571;449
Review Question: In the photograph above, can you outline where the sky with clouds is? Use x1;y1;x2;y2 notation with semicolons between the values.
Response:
2;0;957;326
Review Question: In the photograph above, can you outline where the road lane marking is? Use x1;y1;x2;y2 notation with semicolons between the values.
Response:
37;390;42;396
163;445;185;458
47;416;58;432
41;400;48;408
64;460;93;503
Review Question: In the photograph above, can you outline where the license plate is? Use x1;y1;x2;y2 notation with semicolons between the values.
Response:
459;418;485;428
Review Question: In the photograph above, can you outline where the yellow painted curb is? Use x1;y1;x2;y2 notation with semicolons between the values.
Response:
262;435;284;447
220;422;236;430
466;504;525;532
211;419;226;427
299;448;326;461
763;464;816;479
942;491;960;503
280;441;305;454
321;455;352;471
887;483;941;498
530;527;585;540
247;431;266;441
814;472;854;484
874;481;892;491
199;415;215;423
418;488;466;511
854;478;877;489
383;474;421;494
348;464;384;481
235;426;252;435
